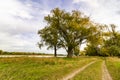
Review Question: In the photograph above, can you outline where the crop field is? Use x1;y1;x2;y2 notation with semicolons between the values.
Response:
0;57;119;80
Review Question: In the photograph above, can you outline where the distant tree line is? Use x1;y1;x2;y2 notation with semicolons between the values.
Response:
0;50;46;55
38;8;120;58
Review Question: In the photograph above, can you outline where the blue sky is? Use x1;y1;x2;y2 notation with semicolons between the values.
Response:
0;0;120;54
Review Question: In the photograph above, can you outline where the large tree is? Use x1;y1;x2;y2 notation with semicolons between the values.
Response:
85;24;105;56
38;8;100;58
103;24;120;56
38;26;60;57
57;10;96;57
38;8;63;57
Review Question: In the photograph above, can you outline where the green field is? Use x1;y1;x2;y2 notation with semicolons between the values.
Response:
106;57;120;80
0;57;120;80
0;57;96;80
72;60;102;80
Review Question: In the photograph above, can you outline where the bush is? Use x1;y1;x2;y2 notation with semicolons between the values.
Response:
107;45;120;56
101;45;120;57
100;47;109;57
85;45;100;56
0;50;3;54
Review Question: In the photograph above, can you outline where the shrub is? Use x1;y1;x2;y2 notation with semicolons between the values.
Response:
0;50;3;54
108;45;120;56
85;45;100;56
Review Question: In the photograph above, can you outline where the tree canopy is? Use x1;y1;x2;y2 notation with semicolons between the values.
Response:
38;8;120;58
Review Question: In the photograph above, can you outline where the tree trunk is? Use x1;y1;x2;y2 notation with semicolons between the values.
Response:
54;46;57;57
67;47;73;58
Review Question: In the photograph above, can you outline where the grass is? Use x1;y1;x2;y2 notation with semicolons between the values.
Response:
106;57;120;80
72;60;103;80
0;57;96;80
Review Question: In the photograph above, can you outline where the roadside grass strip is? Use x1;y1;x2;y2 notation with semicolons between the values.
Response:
106;57;120;80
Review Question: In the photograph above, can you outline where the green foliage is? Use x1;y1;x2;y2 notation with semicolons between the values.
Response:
38;8;120;57
85;24;120;57
100;47;109;56
74;46;80;56
103;25;120;56
85;44;101;56
38;8;101;58
38;8;64;57
0;50;3;54
107;46;120;56
0;51;46;55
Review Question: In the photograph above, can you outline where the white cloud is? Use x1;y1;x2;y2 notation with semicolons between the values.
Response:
0;0;42;52
72;0;120;29
0;32;39;52
0;0;36;34
0;0;63;53
0;0;33;19
73;0;99;7
1;0;120;54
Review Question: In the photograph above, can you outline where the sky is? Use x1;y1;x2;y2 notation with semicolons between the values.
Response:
0;0;120;54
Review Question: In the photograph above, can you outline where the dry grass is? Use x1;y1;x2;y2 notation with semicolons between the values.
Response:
72;60;103;80
0;57;96;80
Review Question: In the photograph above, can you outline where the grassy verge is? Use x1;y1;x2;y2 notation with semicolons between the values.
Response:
72;60;103;80
0;57;96;80
106;57;120;80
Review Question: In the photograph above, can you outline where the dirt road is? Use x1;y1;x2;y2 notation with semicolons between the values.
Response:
62;61;96;80
102;61;112;80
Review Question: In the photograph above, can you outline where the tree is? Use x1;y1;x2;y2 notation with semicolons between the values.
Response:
103;24;120;56
38;26;60;57
38;8;64;57
56;10;99;57
38;8;101;58
85;24;105;56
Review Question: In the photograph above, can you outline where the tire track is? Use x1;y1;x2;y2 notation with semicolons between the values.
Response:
102;61;112;80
